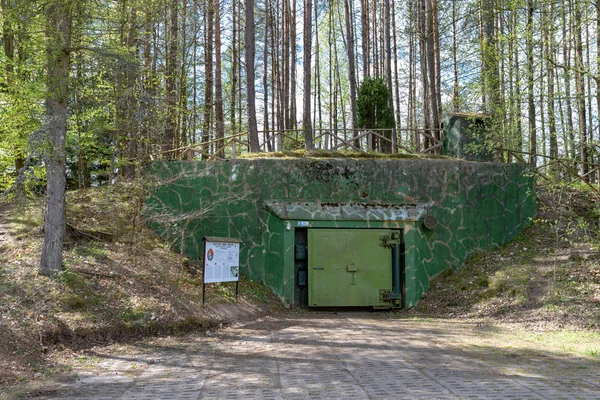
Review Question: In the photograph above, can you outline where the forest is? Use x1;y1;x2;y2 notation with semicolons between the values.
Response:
2;0;600;270
3;2;600;389
2;0;600;191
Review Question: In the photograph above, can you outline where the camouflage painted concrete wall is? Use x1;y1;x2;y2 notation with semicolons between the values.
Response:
146;159;536;307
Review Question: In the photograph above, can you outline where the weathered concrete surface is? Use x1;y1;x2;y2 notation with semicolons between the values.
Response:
147;159;536;306
33;313;599;400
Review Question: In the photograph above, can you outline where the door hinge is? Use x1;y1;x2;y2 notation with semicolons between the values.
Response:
379;232;401;247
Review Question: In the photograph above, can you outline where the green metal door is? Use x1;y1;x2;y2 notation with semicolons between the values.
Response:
308;229;394;307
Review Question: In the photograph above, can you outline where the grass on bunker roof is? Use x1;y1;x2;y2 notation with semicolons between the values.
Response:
237;149;451;160
0;182;279;390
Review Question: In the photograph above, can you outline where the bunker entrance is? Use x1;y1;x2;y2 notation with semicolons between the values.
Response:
149;159;536;308
295;228;404;308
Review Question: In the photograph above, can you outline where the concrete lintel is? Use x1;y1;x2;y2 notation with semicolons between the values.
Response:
264;200;430;222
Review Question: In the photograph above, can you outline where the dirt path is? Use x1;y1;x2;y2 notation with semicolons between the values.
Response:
20;312;600;400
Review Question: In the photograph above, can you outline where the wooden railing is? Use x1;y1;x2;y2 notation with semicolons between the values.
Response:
498;148;600;192
151;128;442;161
149;131;599;191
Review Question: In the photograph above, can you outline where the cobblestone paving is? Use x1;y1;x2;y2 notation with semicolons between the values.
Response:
35;313;600;399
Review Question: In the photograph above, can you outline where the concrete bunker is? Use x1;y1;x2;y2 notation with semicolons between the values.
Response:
147;158;536;308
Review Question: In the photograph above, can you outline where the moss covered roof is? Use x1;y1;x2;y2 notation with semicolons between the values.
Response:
237;149;452;160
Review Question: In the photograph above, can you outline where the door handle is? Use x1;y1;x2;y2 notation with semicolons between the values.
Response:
313;267;324;270
346;264;358;272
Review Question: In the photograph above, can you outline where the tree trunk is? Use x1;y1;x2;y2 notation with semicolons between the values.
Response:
361;0;369;79
1;0;25;172
498;2;506;145
165;0;178;158
303;0;313;149
408;0;417;148
574;2;588;175
372;0;378;78
271;0;283;150
143;2;156;157
74;54;89;188
391;0;401;137
482;0;500;117
238;6;243;133
344;0;358;146
230;0;237;137
245;0;260;151
124;3;138;177
192;0;198;147
179;1;188;157
384;0;395;152
526;0;536;165
40;0;72;277
282;0;290;130
1;0;14;79
596;0;600;165
564;0;575;159
314;0;322;137
290;0;297;130
513;3;522;151
263;0;271;151
203;0;214;157
585;5;593;179
452;0;459;111
426;0;440;145
419;0;431;150
546;0;558;159
432;0;441;135
214;0;224;158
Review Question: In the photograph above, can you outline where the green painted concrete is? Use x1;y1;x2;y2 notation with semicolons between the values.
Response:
146;158;536;307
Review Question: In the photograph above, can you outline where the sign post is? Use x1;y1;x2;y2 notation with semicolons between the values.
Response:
202;236;242;304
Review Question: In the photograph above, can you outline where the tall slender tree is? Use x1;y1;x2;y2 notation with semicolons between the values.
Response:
245;0;260;151
203;0;214;157
214;0;224;158
303;0;313;149
574;1;588;174
344;0;358;146
526;0;536;164
546;0;558;159
230;0;237;137
165;0;178;158
39;0;73;277
384;0;395;152
564;0;575;159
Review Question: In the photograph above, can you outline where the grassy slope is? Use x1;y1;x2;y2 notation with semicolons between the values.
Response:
414;183;600;331
0;183;279;388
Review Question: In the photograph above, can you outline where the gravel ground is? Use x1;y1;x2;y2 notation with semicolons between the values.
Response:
24;311;600;400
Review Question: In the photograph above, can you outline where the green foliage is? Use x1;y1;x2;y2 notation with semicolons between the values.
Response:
0;4;46;193
356;77;394;130
459;115;496;161
485;266;534;304
57;269;102;310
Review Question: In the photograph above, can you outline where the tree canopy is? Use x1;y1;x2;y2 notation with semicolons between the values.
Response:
357;77;394;131
2;0;600;271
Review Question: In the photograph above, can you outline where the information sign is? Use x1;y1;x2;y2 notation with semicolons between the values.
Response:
202;237;242;304
203;240;240;283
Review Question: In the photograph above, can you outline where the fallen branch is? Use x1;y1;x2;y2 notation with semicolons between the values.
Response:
66;222;114;242
72;268;118;279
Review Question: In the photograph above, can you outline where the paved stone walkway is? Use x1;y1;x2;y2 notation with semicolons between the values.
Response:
34;313;600;399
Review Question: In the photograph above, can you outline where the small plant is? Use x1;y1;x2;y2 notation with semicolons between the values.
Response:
585;348;600;358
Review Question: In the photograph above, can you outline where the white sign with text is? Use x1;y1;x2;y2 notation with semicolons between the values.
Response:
203;241;240;283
